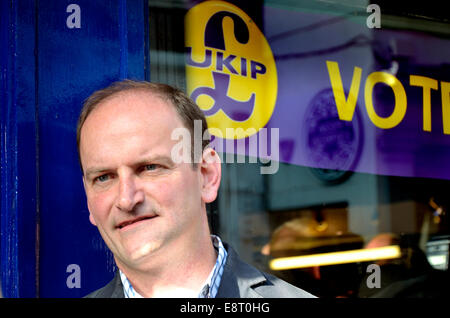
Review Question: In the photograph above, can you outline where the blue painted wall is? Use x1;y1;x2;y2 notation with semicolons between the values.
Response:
1;0;148;297
1;0;39;298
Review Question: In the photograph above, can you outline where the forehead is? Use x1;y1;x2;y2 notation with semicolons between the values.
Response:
89;90;175;121
79;90;185;163
82;90;185;133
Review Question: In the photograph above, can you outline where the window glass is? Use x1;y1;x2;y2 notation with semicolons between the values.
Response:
148;0;450;298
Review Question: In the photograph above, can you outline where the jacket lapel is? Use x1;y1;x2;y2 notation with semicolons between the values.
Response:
216;243;267;298
102;271;125;298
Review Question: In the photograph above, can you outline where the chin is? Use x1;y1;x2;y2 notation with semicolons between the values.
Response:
123;240;161;263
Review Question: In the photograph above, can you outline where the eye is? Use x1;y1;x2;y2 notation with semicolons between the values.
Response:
144;164;158;171
95;174;110;183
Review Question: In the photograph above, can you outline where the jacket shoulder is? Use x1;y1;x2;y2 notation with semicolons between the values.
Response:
218;243;316;298
84;272;124;298
255;271;316;298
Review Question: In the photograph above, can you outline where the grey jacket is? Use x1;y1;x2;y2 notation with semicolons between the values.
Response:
85;243;316;298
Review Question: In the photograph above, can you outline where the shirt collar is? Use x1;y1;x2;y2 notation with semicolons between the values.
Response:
119;235;228;298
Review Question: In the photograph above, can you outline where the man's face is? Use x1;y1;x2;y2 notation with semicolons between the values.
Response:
79;91;214;269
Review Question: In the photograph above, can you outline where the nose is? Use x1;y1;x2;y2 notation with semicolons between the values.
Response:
116;174;144;212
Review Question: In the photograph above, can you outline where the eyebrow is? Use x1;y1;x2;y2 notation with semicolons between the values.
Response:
134;155;176;169
84;168;111;180
84;155;176;179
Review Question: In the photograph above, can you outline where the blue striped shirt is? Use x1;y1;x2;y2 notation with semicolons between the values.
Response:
119;235;228;298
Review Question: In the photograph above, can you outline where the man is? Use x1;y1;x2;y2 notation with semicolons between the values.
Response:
77;80;315;298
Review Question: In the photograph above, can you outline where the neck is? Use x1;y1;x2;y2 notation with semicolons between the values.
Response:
116;232;217;297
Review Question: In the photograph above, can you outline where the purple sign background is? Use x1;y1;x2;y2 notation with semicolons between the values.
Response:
205;7;450;180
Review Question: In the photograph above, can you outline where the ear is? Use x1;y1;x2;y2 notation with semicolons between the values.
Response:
89;213;97;227
82;176;97;226
200;148;221;203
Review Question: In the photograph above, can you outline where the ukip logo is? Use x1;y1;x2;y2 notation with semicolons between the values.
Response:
185;0;278;139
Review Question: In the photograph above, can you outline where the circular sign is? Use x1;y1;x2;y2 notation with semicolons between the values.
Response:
185;0;278;139
303;88;364;183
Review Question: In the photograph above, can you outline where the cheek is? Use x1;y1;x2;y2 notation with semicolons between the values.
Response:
151;173;201;210
87;192;114;224
148;181;178;209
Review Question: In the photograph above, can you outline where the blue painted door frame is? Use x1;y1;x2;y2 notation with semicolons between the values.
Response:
1;0;149;297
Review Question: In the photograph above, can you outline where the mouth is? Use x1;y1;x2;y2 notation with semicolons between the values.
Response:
116;215;157;230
